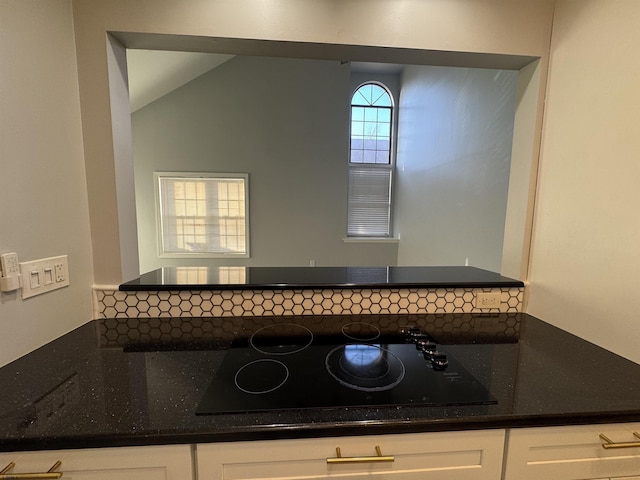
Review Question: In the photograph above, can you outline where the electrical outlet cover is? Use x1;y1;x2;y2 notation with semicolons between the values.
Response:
19;255;69;299
475;292;501;309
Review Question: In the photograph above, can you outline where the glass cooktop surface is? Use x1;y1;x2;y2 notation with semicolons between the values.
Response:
196;322;496;415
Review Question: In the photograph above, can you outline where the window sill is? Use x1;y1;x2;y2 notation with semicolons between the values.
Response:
342;237;399;244
159;253;250;259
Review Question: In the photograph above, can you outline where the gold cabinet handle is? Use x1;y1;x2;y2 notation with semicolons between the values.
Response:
0;461;63;479
327;445;395;464
600;432;640;449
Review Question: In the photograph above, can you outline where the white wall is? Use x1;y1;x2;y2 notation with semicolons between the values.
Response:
133;56;398;271
0;0;93;367
527;0;640;363
394;66;518;271
501;60;542;280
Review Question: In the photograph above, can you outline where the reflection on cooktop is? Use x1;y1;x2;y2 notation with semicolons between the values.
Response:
326;344;405;392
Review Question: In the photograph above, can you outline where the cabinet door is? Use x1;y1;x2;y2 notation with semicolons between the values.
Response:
504;423;640;480
0;444;192;479
197;430;505;480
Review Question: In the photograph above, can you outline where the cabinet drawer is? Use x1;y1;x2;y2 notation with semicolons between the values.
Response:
0;445;192;480
504;423;640;480
197;430;505;480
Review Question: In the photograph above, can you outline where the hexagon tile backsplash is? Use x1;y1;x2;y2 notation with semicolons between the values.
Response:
93;286;523;319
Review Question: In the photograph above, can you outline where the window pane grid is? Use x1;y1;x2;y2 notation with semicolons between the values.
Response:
351;84;392;107
350;105;392;165
158;175;248;255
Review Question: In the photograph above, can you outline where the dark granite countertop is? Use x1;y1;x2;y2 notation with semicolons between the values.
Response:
1;313;640;452
120;266;525;291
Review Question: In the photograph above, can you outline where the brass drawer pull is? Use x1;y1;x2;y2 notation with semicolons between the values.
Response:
600;432;640;449
327;445;395;464
0;460;63;479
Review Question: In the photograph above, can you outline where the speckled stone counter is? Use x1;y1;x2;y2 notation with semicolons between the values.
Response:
2;313;640;452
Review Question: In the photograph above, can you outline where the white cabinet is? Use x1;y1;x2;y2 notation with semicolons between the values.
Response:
196;430;505;480
503;423;640;480
6;422;640;480
0;444;192;479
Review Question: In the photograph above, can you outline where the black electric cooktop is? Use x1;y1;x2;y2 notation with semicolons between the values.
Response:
196;321;496;415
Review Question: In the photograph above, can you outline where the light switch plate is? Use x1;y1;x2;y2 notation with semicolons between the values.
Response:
19;255;69;299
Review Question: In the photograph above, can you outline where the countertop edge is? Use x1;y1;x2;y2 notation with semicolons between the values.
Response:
119;266;525;291
119;280;525;292
3;411;640;453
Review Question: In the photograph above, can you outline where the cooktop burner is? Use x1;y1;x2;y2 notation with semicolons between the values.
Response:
325;344;405;392
234;359;290;394
249;323;314;355
341;322;381;342
196;323;496;415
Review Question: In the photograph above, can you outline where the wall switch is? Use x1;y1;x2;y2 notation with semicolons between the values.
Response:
19;255;69;299
475;291;502;309
29;270;41;289
43;267;54;285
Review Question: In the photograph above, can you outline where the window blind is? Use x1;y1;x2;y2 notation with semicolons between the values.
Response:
347;166;392;237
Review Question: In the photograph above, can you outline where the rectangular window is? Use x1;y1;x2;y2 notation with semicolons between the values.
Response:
155;172;249;257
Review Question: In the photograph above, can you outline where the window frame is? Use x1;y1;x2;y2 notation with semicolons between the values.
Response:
349;82;394;166
347;81;396;238
154;171;250;259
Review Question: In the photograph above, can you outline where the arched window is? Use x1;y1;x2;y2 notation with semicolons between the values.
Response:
350;83;393;165
347;83;394;237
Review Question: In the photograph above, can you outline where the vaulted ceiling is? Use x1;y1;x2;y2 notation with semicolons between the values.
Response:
126;50;234;112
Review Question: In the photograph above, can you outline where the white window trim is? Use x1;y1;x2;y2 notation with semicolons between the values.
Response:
154;171;250;259
342;237;399;244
